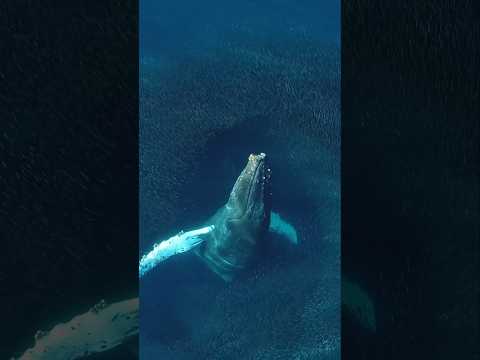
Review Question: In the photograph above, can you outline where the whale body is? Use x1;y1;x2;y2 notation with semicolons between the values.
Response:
195;152;273;281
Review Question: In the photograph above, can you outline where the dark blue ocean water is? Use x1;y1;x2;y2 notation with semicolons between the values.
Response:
140;0;340;358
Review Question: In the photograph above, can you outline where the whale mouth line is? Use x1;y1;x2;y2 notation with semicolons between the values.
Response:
246;157;264;207
229;153;267;221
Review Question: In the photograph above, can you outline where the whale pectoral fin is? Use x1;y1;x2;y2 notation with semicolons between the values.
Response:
16;298;139;359
268;211;298;245
139;225;215;278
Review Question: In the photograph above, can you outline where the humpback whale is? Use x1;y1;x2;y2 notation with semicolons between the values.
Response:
194;152;272;281
139;152;298;280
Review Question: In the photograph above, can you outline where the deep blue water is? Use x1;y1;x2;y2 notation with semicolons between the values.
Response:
140;0;340;358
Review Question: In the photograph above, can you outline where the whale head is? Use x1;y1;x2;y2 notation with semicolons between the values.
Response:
225;152;272;229
195;152;273;281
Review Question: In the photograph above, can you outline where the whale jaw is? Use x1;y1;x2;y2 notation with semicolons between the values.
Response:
195;153;272;281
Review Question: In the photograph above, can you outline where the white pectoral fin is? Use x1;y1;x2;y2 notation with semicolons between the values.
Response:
269;211;298;245
17;298;139;359
139;225;215;278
